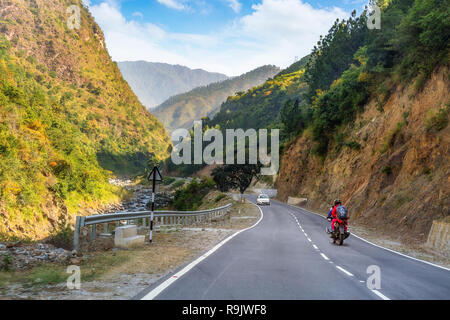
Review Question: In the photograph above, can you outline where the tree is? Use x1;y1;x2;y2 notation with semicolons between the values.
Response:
146;152;160;173
211;164;261;200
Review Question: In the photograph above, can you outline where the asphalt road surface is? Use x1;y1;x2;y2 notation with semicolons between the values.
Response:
137;196;450;300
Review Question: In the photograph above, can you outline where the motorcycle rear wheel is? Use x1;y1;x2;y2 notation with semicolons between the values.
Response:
339;233;344;245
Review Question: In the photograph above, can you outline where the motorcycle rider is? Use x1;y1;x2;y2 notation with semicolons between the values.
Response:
326;205;334;235
328;199;350;238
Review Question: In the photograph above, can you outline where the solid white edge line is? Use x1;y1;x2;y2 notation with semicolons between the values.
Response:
280;201;450;272
320;253;329;261
371;289;390;300
336;266;354;277
141;201;265;300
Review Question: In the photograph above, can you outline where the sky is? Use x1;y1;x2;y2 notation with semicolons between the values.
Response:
83;0;369;76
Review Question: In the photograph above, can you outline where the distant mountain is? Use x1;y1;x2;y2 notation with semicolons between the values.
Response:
117;61;228;109
153;65;281;133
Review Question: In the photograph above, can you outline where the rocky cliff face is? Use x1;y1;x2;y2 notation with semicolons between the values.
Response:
276;67;449;242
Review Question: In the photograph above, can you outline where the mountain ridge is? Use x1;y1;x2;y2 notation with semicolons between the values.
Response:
118;61;228;109
154;65;281;133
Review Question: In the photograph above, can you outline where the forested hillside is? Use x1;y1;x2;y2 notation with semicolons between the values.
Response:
154;65;280;133
274;0;449;241
118;61;228;109
208;61;308;139
191;0;449;242
0;0;171;240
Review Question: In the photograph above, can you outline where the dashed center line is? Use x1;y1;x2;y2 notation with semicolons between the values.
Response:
320;253;329;261
336;266;354;277
289;209;391;301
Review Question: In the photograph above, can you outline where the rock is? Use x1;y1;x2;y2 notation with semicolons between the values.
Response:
70;258;81;265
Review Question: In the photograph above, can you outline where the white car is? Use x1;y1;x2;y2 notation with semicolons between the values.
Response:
257;194;270;206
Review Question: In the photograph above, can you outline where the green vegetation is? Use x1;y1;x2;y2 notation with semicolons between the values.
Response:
209;68;308;135
382;166;393;175
154;65;280;133
214;194;227;203
0;1;171;240
208;0;449;161
173;178;215;211
162;177;176;186
212;164;261;195
380;119;408;154
170;180;186;190
425;105;450;131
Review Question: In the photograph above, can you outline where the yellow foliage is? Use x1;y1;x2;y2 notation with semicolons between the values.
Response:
331;78;342;88
358;72;369;83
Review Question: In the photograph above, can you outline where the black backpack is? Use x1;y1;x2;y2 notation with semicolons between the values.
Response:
336;205;348;220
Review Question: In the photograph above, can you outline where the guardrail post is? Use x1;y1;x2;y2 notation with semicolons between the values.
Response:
103;223;108;234
74;216;81;252
91;225;96;241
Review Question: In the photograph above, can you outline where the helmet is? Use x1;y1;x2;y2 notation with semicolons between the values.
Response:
334;199;342;206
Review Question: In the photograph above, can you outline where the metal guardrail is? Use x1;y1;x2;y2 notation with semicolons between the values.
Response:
73;203;232;251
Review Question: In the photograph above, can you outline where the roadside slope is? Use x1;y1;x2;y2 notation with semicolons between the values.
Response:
277;67;449;244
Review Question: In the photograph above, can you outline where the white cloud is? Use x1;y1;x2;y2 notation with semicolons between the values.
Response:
224;0;242;13
157;0;187;11
87;0;349;76
132;11;144;18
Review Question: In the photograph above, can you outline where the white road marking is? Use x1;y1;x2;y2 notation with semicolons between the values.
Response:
313;245;318;250
336;266;354;277
281;201;450;272
371;289;390;300
141;202;265;300
307;238;312;242
320;253;329;261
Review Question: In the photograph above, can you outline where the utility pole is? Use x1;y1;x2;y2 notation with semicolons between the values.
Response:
148;166;162;243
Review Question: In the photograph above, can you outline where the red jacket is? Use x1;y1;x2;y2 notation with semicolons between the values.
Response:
331;205;349;222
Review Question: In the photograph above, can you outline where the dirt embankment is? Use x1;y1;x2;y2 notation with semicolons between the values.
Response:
276;68;449;245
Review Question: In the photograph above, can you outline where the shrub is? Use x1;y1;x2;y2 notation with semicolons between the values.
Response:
215;194;227;203
173;178;215;211
382;166;392;175
47;225;74;250
170;180;185;190
425;105;449;132
162;177;176;186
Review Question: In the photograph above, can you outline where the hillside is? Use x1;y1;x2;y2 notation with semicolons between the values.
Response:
208;63;307;136
0;0;171;240
200;0;449;244
274;0;449;243
277;67;449;243
118;61;228;109
154;65;280;133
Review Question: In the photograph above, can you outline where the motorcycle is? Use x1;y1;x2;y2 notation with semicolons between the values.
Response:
327;217;350;245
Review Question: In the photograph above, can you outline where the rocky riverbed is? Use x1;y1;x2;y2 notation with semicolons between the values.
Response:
0;243;78;271
108;178;174;212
